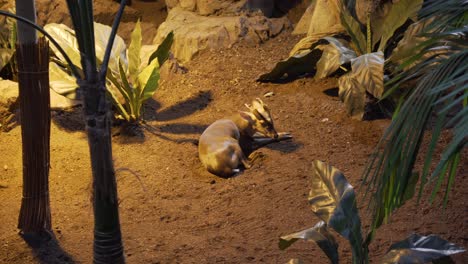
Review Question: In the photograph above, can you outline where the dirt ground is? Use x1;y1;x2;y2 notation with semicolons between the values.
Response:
1;1;467;264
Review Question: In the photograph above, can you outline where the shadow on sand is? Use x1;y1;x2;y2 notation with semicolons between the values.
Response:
21;231;76;264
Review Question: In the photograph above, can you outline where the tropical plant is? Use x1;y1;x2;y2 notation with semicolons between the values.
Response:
106;20;173;123
45;20;173;123
258;0;425;119
280;160;465;264
362;0;468;242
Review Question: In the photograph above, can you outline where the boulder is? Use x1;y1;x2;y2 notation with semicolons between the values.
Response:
153;7;290;62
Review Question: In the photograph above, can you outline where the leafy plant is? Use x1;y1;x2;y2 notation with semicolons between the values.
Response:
280;160;465;264
45;20;173;123
362;0;468;242
45;22;127;99
258;0;425;119
106;20;173;123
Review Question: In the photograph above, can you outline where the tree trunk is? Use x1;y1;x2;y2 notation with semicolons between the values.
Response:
16;0;51;233
82;77;125;263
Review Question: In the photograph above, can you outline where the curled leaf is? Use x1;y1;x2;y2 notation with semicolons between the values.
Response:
309;160;365;262
49;62;79;100
315;37;356;79
280;221;339;264
381;234;465;264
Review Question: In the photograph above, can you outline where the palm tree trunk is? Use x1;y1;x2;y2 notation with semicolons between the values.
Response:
82;78;125;263
16;0;51;233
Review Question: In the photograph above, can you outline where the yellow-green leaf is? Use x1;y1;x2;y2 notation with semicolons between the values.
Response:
128;20;142;84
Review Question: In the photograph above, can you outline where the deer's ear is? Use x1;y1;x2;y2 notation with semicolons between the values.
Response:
239;111;254;121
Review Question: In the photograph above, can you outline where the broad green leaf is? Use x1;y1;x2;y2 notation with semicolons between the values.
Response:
0;48;13;71
106;84;131;122
137;58;160;103
93;22;127;74
338;72;366;120
128;20;142;83
280;221;339;264
44;23;82;68
339;4;366;55
380;234;465;264
49;62;80;100
350;52;384;98
315;37;356;79
372;0;423;51
389;18;436;67
45;22;127;75
148;31;174;66
309;160;366;263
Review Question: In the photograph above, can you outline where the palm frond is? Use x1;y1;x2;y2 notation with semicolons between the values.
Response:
363;0;468;240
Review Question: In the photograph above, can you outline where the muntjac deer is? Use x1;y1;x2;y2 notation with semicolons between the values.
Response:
198;98;292;177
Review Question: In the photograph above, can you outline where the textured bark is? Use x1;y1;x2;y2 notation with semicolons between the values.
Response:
17;37;51;233
81;78;125;264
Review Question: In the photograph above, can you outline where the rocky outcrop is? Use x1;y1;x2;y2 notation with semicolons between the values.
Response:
153;7;290;62
166;0;246;15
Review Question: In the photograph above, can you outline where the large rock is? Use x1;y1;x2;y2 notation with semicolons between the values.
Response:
153;7;290;62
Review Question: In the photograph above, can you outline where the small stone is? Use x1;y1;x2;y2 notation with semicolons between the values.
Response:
321;118;329;122
3;165;7;171
263;91;274;97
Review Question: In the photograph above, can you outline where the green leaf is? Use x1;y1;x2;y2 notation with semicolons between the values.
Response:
128;19;142;83
49;62;80;100
353;52;384;98
106;83;131;122
315;37;356;79
45;22;127;75
372;0;423;51
381;234;465;264
137;58;160;103
389;18;435;67
93;22;127;74
280;221;339;264
309;160;366;263
148;31;174;66
338;72;366;120
44;23;82;68
339;4;366;55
